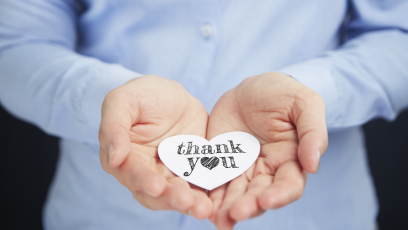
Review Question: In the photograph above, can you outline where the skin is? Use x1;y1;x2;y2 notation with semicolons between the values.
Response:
207;72;328;230
98;72;328;229
99;75;212;219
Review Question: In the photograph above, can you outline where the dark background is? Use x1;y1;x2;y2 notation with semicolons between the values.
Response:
0;105;407;230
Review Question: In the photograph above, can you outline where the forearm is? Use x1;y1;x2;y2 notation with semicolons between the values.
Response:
0;0;142;144
0;43;140;144
280;29;408;131
279;0;408;131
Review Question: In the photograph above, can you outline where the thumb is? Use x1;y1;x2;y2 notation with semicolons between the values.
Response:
293;92;328;174
99;88;139;169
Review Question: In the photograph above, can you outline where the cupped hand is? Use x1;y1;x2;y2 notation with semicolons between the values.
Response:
207;72;328;230
98;75;212;219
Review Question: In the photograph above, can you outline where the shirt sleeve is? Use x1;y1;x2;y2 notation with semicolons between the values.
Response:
279;0;408;132
0;0;142;145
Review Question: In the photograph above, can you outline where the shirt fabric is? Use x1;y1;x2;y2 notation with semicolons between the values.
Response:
1;0;408;229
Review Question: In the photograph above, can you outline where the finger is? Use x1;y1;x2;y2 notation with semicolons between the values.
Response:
189;185;213;219
258;161;306;210
215;175;249;230
113;158;166;197
133;177;195;212
229;174;272;221
99;87;139;168
293;92;328;173
207;89;250;140
209;184;228;223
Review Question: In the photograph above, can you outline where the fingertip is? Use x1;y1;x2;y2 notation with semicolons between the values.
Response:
188;188;213;219
192;203;210;220
259;163;305;210
108;150;121;168
144;176;166;197
298;152;319;174
108;147;129;168
209;215;216;224
107;131;131;168
295;91;328;173
258;191;275;210
209;199;222;222
175;192;195;211
230;208;250;222
298;132;324;174
99;148;112;174
259;185;289;210
229;196;254;221
215;208;236;230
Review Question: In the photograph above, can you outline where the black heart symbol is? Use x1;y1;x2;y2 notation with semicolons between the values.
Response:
200;157;219;170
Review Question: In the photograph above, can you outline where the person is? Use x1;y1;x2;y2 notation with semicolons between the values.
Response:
0;0;407;229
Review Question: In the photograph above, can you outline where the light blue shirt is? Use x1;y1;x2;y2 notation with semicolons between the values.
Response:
1;0;408;229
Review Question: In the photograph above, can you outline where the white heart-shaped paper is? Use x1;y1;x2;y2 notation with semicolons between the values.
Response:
158;131;260;190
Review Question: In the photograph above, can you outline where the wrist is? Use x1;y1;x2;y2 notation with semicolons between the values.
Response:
81;64;142;136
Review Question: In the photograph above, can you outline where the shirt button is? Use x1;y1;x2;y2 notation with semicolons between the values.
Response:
201;24;213;38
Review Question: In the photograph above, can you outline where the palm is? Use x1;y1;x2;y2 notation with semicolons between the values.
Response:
100;75;211;218
126;82;208;178
207;73;327;230
125;96;209;211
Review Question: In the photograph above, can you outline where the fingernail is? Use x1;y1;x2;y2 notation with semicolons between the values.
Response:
316;151;321;172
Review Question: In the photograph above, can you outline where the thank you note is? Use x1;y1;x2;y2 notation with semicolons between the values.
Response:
158;132;260;190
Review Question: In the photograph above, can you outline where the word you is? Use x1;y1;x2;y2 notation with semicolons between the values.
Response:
177;141;246;176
